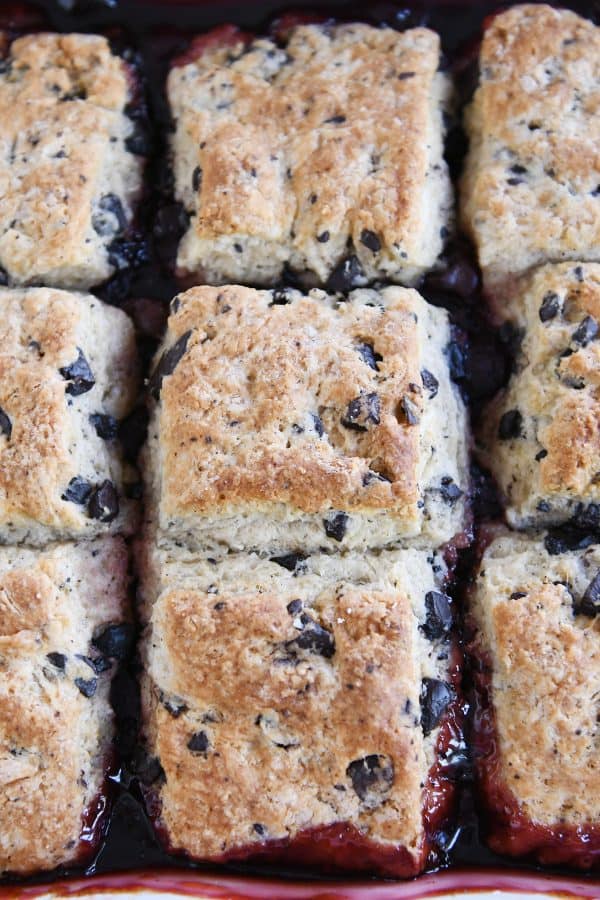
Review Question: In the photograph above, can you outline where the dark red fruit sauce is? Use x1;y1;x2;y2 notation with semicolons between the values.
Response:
0;0;598;894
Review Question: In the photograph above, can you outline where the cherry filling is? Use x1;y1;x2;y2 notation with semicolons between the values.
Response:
471;659;600;869
171;25;252;68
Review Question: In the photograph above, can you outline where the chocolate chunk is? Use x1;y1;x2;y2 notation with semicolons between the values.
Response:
341;392;380;431
92;194;127;236
578;571;600;616
498;409;523;440
535;448;548;461
421;591;453;640
271;554;307;573
311;413;324;437
446;341;466;382
326;254;365;293
59;348;95;396
510;592;527;600
46;652;67;670
75;677;97;698
324;114;346;124
317;231;330;243
89;413;118;440
88;480;119;522
148;330;192;400
0;407;11;440
360;229;381;253
356;342;382;371
346;754;394;803
187;731;210;754
439;477;463;505
323;511;348;541
93;623;135;660
61;476;93;505
78;654;111;674
286;612;335;658
572;315;599;347
420;678;455;735
539;291;560;322
253;823;266;836
399;395;420;426
421;369;439;399
192;165;202;192
286;598;303;615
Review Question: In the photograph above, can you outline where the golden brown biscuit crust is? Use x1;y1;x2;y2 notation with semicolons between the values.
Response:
168;23;452;286
460;5;600;294
471;533;600;830
0;33;143;288
0;287;139;543
0;538;129;875
146;284;468;552
479;263;600;527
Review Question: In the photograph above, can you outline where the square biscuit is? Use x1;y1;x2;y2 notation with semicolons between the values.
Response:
0;287;139;544
144;284;468;554
460;5;600;296
168;23;452;288
470;532;600;867
0;537;129;875
0;33;144;289
479;263;600;530
139;546;460;876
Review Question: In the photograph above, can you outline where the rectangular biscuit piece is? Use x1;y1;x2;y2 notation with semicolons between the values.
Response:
144;284;468;554
0;33;144;289
479;263;600;530
139;546;460;876
460;5;600;296
168;23;452;288
0;287;139;544
0;537;129;876
470;532;600;868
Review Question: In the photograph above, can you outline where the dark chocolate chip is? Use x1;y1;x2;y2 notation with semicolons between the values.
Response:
326;254;365;293
572;315;599;347
535;448;548;461
272;554;307;573
317;231;330;243
446;341;466;382
510;591;527;600
89;413;118;440
286;612;335;658
341;392;380;431
421;369;439;399
192;165;202;192
439;477;463;505
61;476;93;505
356;342;382;371
420;678;455;735
323;511;348;542
311;413;324;436
160;693;188;717
187;731;210;754
148;330;192;400
324;114;346;124
0;407;12;439
539;291;560;322
346;754;394;802
93;623;135;660
253;823;266;836
286;598;303;615
88;480;119;522
75;677;97;698
59;348;95;396
421;591;453;640
360;229;381;253
92;193;127;236
78;653;112;674
537;500;551;512
498;409;523;440
399;395;420;426
46;652;67;670
578;571;600;616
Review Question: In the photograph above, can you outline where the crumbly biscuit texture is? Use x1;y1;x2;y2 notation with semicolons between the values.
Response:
0;33;143;288
145;284;468;554
471;532;600;829
0;538;129;875
460;5;600;295
479;263;600;528
0;287;139;544
140;547;454;868
168;23;452;287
